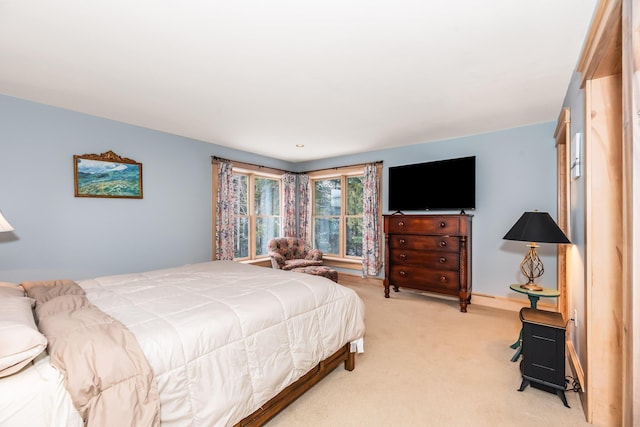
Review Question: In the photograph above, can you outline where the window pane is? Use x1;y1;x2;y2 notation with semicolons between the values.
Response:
255;177;280;215
314;179;341;216
233;174;248;215
256;217;281;256
347;176;364;215
346;217;363;256
234;216;249;258
314;217;340;254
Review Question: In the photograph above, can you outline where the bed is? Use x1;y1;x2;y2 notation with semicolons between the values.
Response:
0;261;366;426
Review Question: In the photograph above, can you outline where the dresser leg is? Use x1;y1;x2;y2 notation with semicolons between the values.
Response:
459;300;468;312
383;282;400;298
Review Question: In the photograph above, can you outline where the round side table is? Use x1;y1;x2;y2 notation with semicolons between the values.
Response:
508;284;560;362
509;284;560;309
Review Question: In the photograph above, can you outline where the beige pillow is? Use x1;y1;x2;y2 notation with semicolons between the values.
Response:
0;282;24;298
0;296;47;378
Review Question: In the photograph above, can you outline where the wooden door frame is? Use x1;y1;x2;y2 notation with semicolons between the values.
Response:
576;0;634;424
554;108;571;321
621;0;639;423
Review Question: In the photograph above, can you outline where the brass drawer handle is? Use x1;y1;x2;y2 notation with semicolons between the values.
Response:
400;253;407;260
399;238;406;245
439;257;446;263
398;221;405;227
440;275;448;282
399;271;407;277
439;221;446;228
439;240;447;247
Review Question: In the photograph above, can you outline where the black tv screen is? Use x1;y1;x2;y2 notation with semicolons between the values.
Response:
388;156;476;211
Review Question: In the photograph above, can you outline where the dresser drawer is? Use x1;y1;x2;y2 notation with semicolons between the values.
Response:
389;249;459;270
386;216;461;235
389;235;460;252
389;265;459;293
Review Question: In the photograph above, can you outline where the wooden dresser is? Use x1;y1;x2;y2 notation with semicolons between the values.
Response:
383;214;472;312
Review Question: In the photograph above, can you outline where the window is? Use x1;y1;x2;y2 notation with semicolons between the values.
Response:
233;171;281;260
311;171;364;259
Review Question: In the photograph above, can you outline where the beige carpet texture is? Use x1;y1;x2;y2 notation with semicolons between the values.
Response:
266;280;590;427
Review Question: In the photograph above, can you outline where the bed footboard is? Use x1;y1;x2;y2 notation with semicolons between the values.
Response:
235;344;356;427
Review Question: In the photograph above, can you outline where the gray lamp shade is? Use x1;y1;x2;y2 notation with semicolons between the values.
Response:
503;211;570;244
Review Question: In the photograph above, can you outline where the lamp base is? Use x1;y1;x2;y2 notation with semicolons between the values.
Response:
518;244;544;292
520;282;543;291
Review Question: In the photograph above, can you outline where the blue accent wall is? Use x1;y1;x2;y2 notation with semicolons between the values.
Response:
560;70;588;372
0;95;288;281
0;94;559;301
299;124;560;299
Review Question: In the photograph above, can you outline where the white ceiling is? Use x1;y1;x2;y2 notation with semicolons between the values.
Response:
0;1;597;163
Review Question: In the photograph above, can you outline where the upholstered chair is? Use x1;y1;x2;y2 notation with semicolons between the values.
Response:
267;238;324;270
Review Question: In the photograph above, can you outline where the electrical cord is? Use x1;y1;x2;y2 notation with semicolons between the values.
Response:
565;376;582;392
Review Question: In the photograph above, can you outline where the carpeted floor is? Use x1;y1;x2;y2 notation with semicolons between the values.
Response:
266;280;590;426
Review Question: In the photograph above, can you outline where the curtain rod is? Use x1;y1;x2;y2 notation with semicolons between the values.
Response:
212;156;292;176
212;156;383;174
211;156;268;170
300;160;383;174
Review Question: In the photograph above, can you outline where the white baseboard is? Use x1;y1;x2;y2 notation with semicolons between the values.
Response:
337;273;557;313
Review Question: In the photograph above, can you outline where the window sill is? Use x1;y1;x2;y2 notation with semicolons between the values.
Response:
323;257;362;271
237;257;361;271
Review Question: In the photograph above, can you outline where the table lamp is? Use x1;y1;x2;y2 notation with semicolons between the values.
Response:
503;211;570;291
0;211;14;232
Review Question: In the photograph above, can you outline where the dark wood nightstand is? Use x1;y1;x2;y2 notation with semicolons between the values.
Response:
518;307;569;408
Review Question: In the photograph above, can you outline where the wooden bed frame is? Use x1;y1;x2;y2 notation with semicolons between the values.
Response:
235;344;356;426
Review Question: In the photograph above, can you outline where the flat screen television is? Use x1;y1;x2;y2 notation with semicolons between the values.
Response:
388;156;476;211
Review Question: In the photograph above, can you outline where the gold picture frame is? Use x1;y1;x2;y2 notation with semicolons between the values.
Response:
74;150;143;199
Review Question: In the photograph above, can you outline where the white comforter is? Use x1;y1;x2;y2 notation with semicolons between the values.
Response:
79;261;366;427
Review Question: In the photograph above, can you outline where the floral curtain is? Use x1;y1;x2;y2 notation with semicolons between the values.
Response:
215;159;235;260
362;163;382;276
298;174;311;243
282;173;297;237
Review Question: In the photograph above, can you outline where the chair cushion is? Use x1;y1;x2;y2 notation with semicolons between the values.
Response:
291;266;339;283
282;259;324;270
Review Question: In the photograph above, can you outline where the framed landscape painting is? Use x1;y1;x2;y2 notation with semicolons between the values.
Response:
74;151;143;198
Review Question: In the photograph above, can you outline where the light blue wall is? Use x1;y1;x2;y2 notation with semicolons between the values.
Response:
560;70;588;370
299;124;560;300
0;94;559;303
0;95;289;282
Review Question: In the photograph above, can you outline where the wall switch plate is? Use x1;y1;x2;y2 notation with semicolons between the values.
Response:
573;309;578;328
